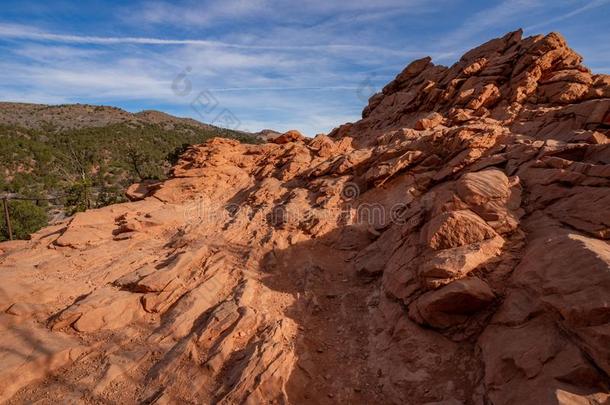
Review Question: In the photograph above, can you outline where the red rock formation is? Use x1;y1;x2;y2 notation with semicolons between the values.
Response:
0;30;608;404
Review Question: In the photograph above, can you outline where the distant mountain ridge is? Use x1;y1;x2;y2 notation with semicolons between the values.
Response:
0;102;230;132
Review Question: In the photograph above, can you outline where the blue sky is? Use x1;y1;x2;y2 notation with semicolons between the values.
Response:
1;0;609;134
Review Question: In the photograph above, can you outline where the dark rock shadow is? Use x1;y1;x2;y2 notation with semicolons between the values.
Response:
257;224;390;404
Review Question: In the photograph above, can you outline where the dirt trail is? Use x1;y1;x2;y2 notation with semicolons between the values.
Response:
264;238;385;404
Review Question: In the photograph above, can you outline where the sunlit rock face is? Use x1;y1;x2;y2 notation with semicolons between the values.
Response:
0;30;609;404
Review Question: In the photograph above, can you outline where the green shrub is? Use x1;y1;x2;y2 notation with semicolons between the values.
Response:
63;179;93;215
0;200;48;241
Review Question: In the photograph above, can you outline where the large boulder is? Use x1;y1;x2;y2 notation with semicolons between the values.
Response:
408;277;495;329
421;210;498;250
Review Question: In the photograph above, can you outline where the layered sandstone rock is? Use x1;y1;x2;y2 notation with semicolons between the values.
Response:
0;30;608;404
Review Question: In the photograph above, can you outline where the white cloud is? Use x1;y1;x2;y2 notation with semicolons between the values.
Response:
11;44;106;62
132;0;444;27
137;0;268;26
0;91;70;105
0;55;173;101
440;0;545;49
205;86;362;92
525;0;610;31
0;22;408;54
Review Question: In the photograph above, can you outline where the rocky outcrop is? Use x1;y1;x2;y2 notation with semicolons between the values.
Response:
0;30;608;404
408;277;495;329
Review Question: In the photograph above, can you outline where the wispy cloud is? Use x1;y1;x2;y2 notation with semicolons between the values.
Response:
525;0;610;30
135;0;268;26
131;0;442;27
0;62;172;100
11;43;106;62
440;0;545;49
0;23;412;56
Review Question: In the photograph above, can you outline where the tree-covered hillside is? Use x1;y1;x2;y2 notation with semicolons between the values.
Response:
0;120;260;241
